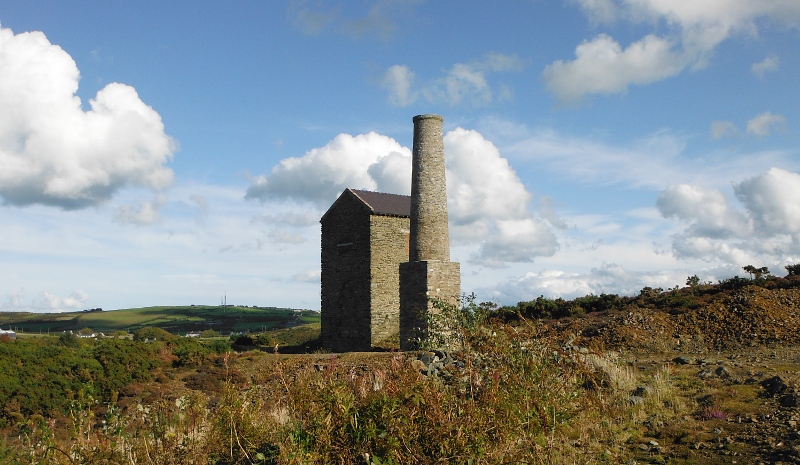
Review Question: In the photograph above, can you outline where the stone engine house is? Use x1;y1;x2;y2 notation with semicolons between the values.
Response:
321;114;461;352
320;188;411;352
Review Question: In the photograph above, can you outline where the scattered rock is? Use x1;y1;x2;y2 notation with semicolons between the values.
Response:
780;392;799;408
761;376;789;396
715;366;730;377
632;386;651;397
410;359;427;373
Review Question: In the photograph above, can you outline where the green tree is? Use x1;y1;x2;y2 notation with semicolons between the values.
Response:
134;327;175;342
786;263;800;277
58;332;79;347
92;339;159;397
171;338;210;367
743;265;770;280
208;339;231;354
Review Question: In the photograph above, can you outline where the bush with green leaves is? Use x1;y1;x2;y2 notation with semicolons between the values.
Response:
786;263;800;277
133;326;175;342
0;337;160;425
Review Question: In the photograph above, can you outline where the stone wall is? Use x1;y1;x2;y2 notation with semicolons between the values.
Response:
369;215;410;345
321;190;411;352
399;260;461;350
320;193;372;352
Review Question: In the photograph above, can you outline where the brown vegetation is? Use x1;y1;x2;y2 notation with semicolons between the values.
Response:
3;273;800;463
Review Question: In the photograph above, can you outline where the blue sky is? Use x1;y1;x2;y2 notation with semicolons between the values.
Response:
1;0;799;312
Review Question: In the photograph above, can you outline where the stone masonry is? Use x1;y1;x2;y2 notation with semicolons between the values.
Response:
320;114;460;352
408;115;450;262
400;114;461;350
320;188;410;352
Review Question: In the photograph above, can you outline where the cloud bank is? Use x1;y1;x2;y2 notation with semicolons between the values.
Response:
487;263;682;302
5;289;90;313
0;26;175;210
658;168;800;264
247;128;557;267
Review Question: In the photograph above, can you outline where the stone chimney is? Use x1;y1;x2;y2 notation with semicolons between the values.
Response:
409;114;450;262
399;114;461;350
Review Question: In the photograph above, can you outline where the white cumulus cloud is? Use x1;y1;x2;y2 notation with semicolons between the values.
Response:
444;128;532;226
470;218;558;268
657;184;751;239
246;127;558;266
245;132;411;206
548;0;800;102
734;168;800;236
658;168;800;264
0;26;175;210
543;34;686;103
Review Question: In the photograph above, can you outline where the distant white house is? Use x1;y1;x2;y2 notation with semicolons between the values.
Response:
185;332;201;338
0;329;17;340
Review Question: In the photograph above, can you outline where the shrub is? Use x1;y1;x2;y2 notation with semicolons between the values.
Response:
134;327;175;342
170;338;211;367
232;335;255;347
786;263;800;277
207;339;231;354
717;275;750;290
517;295;566;319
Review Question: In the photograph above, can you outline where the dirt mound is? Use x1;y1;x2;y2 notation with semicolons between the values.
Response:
677;287;800;350
549;285;800;353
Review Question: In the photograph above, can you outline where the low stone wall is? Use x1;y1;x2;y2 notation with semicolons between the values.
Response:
399;260;461;350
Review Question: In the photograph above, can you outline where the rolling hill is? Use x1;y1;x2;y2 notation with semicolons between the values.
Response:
0;305;319;335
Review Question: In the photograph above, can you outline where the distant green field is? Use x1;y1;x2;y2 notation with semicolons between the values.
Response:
0;305;319;335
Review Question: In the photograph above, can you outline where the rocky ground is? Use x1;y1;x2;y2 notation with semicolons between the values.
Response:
219;279;800;464
537;283;800;464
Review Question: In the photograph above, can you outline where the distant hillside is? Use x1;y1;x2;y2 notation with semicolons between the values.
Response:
0;305;319;335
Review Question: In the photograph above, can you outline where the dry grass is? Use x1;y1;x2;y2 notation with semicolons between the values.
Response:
2;303;694;465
